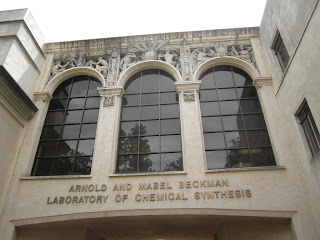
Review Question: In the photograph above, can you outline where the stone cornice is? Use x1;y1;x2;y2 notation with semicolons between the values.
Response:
0;66;38;120
44;27;259;54
175;81;201;92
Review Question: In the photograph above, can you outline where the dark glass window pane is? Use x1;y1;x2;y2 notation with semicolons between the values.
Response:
240;99;262;113
140;136;160;153
200;90;217;102
200;102;220;116
232;68;252;87
251;148;275;166
214;66;234;88
80;124;97;138
139;154;160;172
225;131;248;149
141;69;159;93
161;119;180;135
33;158;54;176
77;139;95;155
161;153;183;171
200;69;215;89
61;125;81;139
53;80;72;98
74;156;92;175
247;130;271;147
217;89;237;100
206;150;228;169
122;95;140;106
118;137;138;154
52;157;74;175
83;109;99;123
117;155;137;173
159;71;175;92
68;98;85;109
202;117;223;132
140;120;159;136
125;73;141;94
204;132;225;150
120;121;139;136
141;93;159;105
49;99;68;110
45;111;65;124
220;101;241;115
237;87;257;98
141;106;159;120
57;140;77;156
227;149;251;168
122;107;140;121
70;79;89;97
37;141;58;157
86;97;100;108
161;135;181;152
40;126;61;140
161;104;179;119
243;114;266;129
87;80;101;96
161;92;178;104
222;115;244;131
64;110;83;124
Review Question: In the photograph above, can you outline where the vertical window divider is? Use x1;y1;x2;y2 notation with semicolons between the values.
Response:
137;72;142;172
213;68;229;167
158;71;161;171
231;67;254;167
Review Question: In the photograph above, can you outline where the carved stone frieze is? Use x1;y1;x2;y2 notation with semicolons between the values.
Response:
48;39;258;84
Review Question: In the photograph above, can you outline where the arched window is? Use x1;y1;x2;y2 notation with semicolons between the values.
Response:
199;66;276;169
32;75;101;176
117;69;183;173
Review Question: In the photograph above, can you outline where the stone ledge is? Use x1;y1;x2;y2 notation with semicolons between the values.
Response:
109;171;187;177
205;166;286;173
20;175;92;180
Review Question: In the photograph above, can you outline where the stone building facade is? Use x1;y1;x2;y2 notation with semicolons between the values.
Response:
0;0;319;239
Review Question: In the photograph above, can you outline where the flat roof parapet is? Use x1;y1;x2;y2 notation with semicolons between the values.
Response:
44;27;259;54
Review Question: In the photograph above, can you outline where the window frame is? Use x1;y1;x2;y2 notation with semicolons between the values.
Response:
199;65;276;169
298;102;320;156
116;69;183;173
271;30;290;72
31;75;102;176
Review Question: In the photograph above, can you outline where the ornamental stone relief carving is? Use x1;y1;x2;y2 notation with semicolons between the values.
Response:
183;90;195;101
49;39;257;83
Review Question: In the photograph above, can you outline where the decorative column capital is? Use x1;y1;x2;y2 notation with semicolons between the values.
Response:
98;86;124;107
253;77;273;89
33;92;52;103
175;81;201;92
98;86;124;97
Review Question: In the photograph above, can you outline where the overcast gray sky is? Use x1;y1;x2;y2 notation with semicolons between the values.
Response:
1;0;267;43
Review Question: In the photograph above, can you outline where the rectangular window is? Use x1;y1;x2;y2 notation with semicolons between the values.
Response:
272;30;290;71
298;103;320;156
